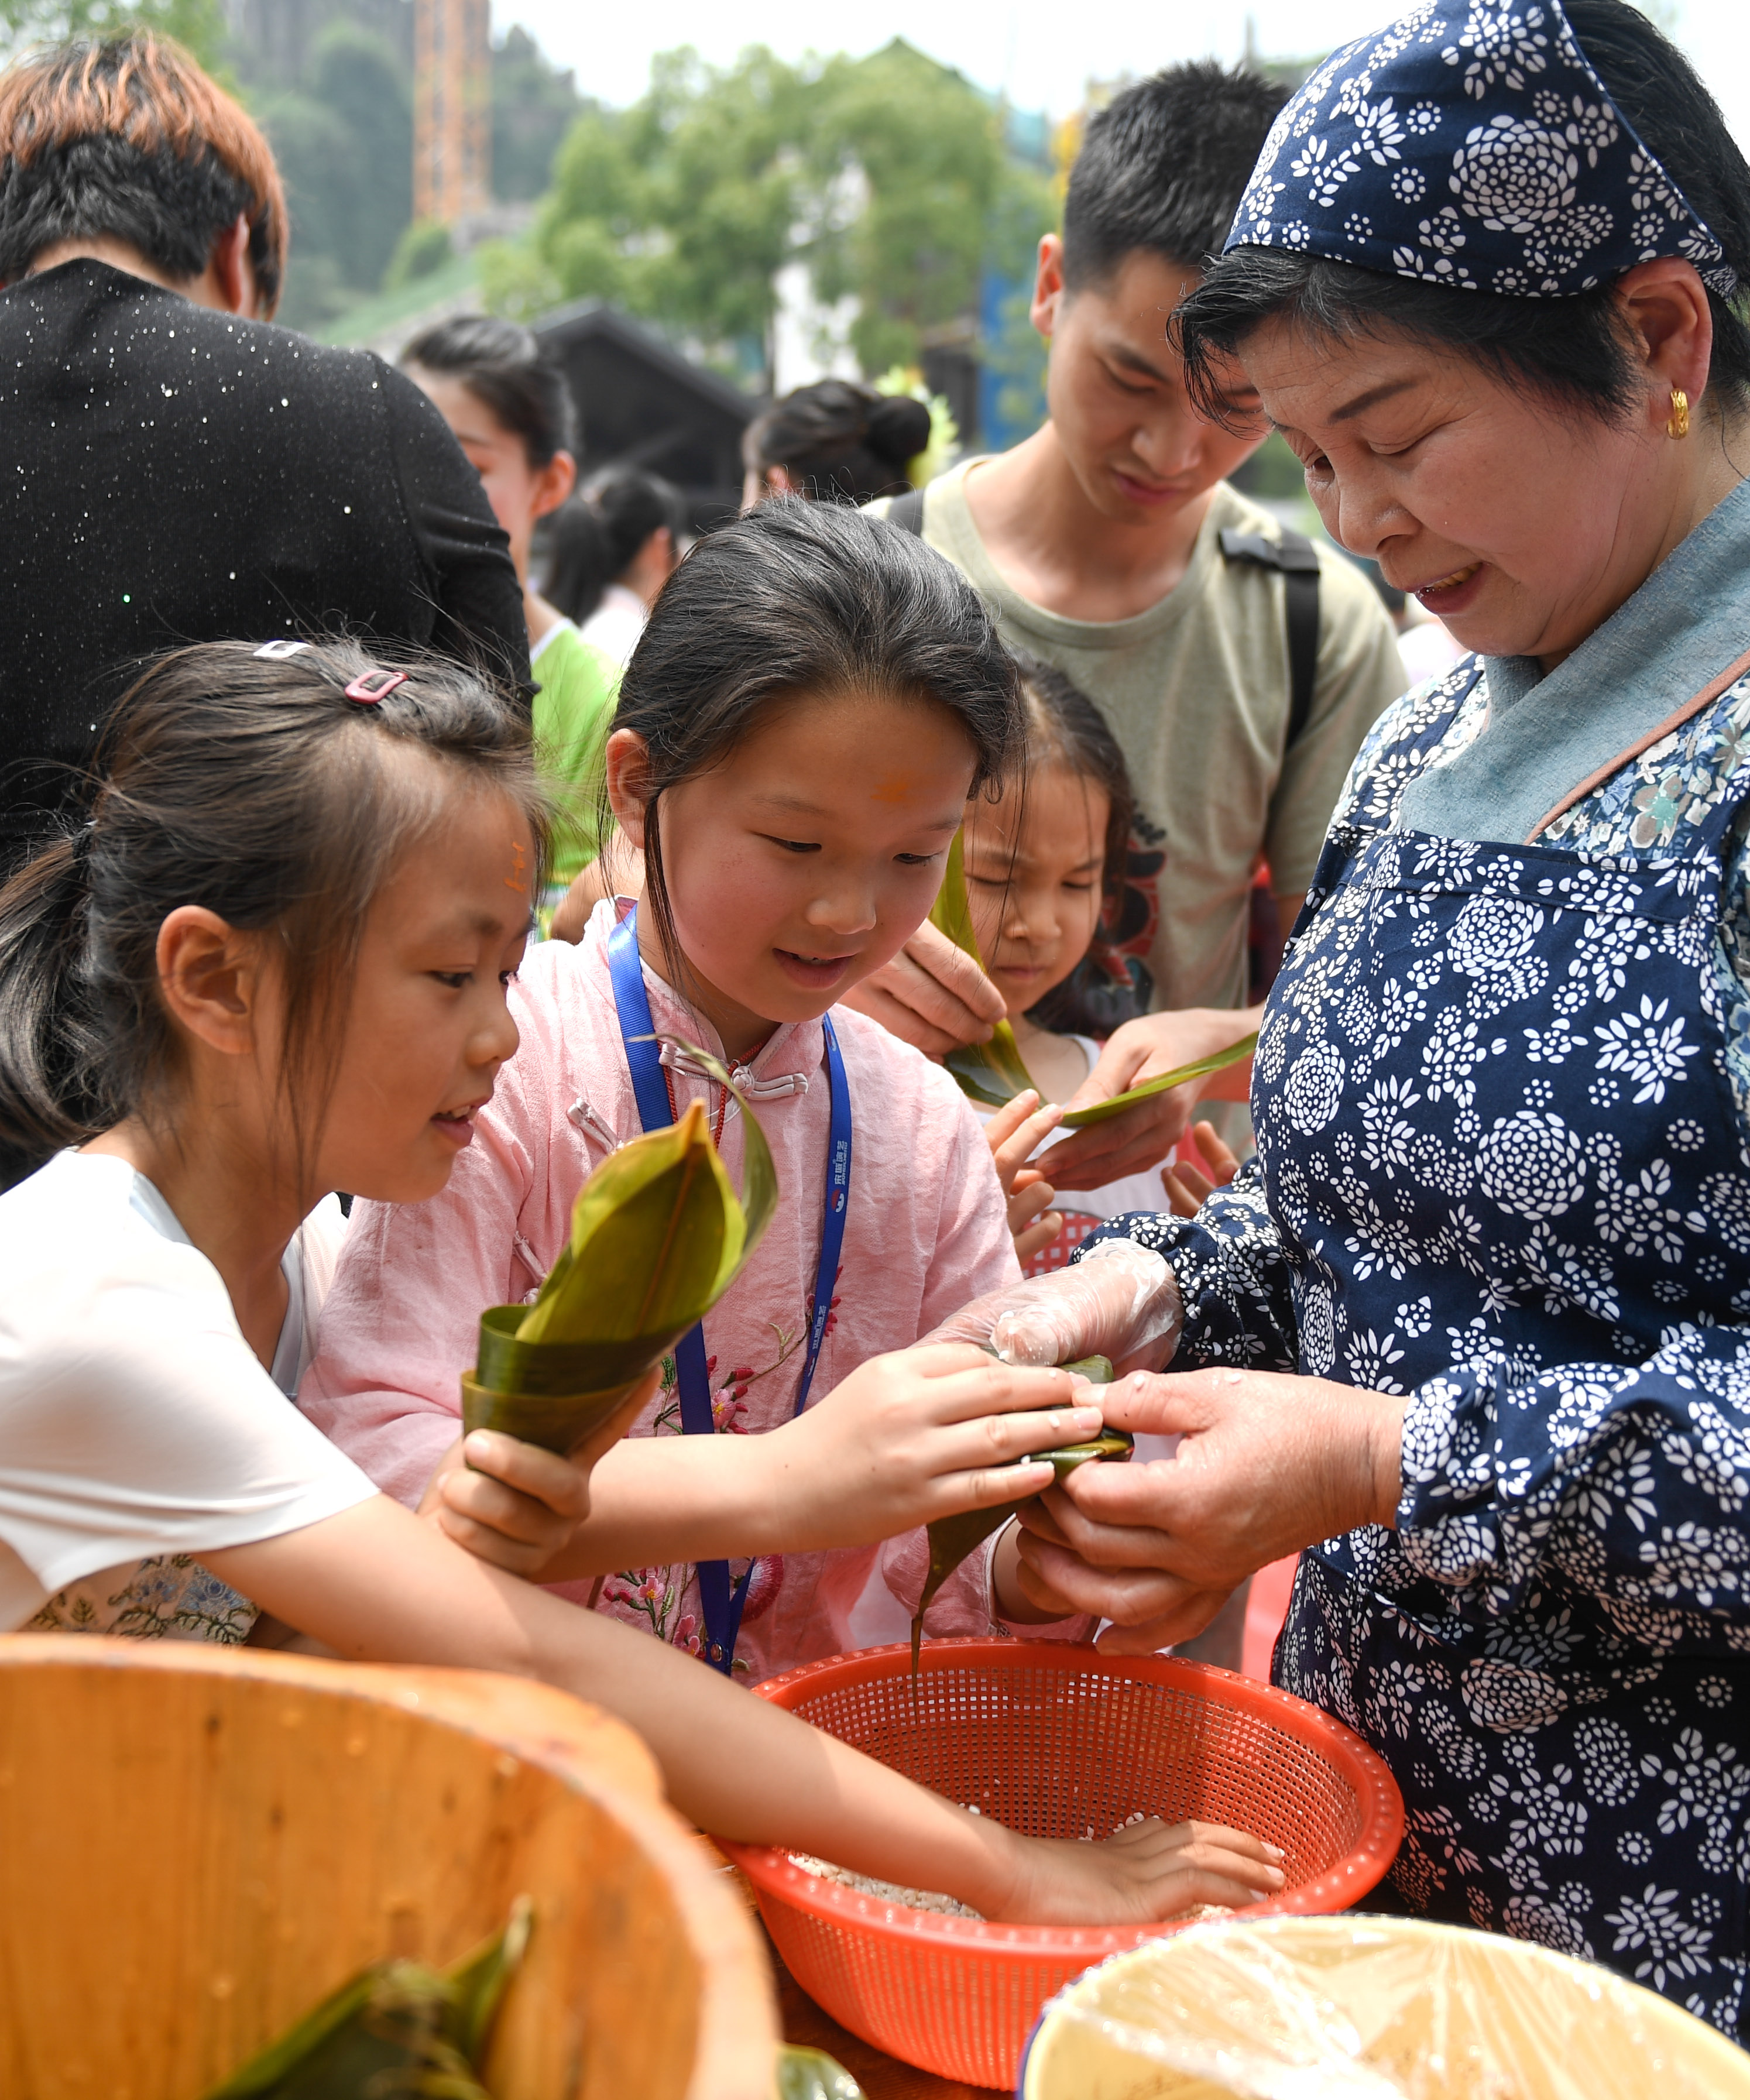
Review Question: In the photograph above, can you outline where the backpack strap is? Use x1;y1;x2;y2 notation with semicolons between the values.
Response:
1219;526;1322;750
887;486;927;534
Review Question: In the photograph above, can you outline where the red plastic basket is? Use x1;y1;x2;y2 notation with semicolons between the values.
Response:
716;1639;1404;2090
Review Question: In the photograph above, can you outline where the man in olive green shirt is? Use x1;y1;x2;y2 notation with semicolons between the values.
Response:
856;63;1404;1196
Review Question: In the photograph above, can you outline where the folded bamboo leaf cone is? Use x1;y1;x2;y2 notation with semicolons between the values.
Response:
462;1092;777;1457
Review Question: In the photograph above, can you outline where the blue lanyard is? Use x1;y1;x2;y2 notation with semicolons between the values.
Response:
605;907;851;1674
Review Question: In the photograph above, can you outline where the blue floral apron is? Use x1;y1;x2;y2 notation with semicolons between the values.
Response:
1139;657;1750;2034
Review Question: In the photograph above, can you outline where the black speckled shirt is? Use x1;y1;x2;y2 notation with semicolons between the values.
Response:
0;259;530;856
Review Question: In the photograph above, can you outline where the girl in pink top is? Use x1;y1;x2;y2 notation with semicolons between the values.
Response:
301;497;1099;1680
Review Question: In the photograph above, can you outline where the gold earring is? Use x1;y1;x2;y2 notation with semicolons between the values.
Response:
1667;387;1691;440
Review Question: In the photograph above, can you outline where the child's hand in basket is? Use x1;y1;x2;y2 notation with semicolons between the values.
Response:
1000;1815;1286;1925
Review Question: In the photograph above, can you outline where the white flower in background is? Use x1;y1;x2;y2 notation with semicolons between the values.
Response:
1450;114;1577;232
1450;892;1542;973
1527;202;1614;276
1504;1892;1593;1957
1284;1041;1346;1132
1421;1007;1508;1107
1357;1074;1422;1176
1698;1171;1750;1253
1605;1885;1715;1992
1354;94;1408;164
1442;4;1553;99
1593;995;1700;1103
1476;1109;1587;1217
1346;1326;1408;1391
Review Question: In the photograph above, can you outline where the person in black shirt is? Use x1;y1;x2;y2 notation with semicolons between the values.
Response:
0;35;529;860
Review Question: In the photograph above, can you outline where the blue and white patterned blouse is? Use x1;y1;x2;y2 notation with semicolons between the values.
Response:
1090;495;1750;2039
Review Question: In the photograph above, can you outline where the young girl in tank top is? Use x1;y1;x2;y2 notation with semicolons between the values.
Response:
302;500;1116;1677
972;660;1240;1274
0;634;1279;1923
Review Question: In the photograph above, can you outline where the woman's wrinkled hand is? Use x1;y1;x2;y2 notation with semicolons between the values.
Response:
1011;1365;1406;1653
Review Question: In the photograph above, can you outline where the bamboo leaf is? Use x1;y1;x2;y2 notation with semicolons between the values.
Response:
464;1041;779;1454
929;829;1041;1109
204;1903;530;2099
778;2045;866;2099
1056;1034;1258;1128
911;1401;1133;1672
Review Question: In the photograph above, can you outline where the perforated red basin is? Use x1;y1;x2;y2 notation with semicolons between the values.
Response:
716;1639;1404;2090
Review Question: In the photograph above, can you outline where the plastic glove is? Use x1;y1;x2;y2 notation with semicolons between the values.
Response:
922;1239;1184;1375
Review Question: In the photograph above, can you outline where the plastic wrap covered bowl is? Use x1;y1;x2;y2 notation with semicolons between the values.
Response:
714;1639;1404;2089
1018;1913;1750;2098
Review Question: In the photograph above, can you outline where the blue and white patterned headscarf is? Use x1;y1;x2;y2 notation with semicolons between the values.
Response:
1224;0;1736;298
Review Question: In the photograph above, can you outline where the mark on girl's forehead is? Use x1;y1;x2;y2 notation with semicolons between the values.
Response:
504;839;528;896
870;773;918;805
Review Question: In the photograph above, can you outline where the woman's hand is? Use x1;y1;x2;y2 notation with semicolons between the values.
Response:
985;1089;1065;1262
993;1815;1285;1926
770;1344;1104;1552
1162;1120;1241;1217
1036;1006;1261;1193
1013;1366;1406;1653
924;1237;1185;1375
417;1370;658;1576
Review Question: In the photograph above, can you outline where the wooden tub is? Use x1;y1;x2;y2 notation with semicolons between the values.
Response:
0;1634;777;2099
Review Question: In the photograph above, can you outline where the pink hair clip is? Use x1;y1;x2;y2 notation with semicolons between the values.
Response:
342;668;409;705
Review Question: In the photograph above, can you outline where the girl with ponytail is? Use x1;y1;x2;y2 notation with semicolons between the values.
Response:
0;634;1280;1929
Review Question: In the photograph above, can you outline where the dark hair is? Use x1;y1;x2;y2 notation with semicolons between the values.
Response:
610;496;1022;985
0;34;289;313
402;313;577;468
545;468;685;624
1062;63;1288;291
743;380;934;504
998;657;1148;1038
1177;1;1750;424
0;639;543;1193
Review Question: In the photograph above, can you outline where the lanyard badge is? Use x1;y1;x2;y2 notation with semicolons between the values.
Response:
606;908;851;1674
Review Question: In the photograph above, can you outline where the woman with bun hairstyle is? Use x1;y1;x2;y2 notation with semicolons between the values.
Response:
742;379;935;507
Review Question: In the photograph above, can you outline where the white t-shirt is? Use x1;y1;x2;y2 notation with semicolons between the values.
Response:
578;581;646;669
0;1151;376;1638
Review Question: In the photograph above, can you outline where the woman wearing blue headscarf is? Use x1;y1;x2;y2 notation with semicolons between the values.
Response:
972;0;1750;2036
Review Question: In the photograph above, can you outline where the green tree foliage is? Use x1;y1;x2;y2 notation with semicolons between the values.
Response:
492;24;588;203
806;41;1002;376
523;39;1056;389
1;0;225;65
258;21;411;327
531;46;808;376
